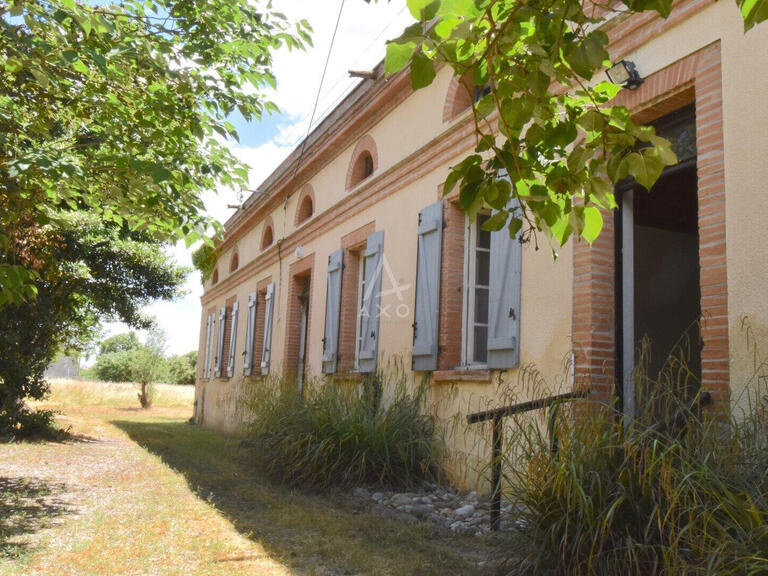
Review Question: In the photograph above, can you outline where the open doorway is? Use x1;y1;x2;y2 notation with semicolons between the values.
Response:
617;104;701;425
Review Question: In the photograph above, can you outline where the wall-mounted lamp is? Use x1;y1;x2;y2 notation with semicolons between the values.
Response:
606;60;644;90
295;245;304;259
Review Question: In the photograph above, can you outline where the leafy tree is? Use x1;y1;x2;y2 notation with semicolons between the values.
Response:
0;0;310;304
0;212;185;435
166;351;197;386
132;329;168;408
99;332;141;356
381;0;766;253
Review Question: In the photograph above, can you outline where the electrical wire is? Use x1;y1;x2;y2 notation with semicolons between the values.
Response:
290;0;347;182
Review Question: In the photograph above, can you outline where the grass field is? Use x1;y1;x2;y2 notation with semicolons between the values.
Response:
0;379;495;575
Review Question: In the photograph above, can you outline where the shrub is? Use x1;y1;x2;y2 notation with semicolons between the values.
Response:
498;347;768;576
242;371;444;490
166;351;196;385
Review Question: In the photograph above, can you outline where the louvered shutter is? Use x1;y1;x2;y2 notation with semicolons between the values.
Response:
243;292;257;376
322;249;344;374
487;206;522;369
260;282;275;375
357;231;384;373
412;201;443;371
203;313;214;379
226;301;239;378
214;306;226;377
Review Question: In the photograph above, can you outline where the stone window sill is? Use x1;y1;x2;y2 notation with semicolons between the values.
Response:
432;369;492;383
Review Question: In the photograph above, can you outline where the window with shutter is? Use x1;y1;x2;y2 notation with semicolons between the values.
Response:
412;201;443;371
203;312;214;379
226;301;239;378
261;282;275;375
357;230;384;373
461;209;522;369
244;292;257;376
214;306;226;378
322;249;343;374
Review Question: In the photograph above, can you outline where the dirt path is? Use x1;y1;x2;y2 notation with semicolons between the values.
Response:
1;406;292;576
0;383;496;576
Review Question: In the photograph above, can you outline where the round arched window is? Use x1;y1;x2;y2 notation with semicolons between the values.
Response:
261;225;274;250
297;194;314;224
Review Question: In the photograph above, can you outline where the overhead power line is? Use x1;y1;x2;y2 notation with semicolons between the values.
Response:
291;0;347;182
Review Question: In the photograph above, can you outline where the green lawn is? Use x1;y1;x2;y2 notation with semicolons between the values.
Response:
0;380;496;575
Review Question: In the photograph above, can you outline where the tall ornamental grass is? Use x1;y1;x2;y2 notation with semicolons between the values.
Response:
499;340;768;575
242;371;444;490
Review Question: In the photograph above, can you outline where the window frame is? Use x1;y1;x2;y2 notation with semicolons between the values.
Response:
462;212;491;367
353;251;367;371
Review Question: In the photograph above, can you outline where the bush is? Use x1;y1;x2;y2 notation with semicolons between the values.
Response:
242;372;444;490
498;349;768;575
166;351;196;385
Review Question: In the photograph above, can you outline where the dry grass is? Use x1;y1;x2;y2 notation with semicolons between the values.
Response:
47;377;194;408
0;379;493;575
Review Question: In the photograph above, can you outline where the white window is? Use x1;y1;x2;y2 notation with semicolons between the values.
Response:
354;252;367;370
463;213;491;365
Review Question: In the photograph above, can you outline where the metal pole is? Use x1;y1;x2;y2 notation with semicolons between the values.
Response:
490;414;502;531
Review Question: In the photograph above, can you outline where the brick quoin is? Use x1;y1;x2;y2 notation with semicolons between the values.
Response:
572;42;728;416
438;199;466;370
283;254;314;378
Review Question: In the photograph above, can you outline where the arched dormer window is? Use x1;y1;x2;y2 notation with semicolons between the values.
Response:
295;185;315;225
229;248;239;273
443;72;489;123
212;267;219;285
345;135;378;191
261;221;274;251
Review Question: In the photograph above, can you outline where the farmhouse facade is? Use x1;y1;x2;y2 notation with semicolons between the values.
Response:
196;0;768;484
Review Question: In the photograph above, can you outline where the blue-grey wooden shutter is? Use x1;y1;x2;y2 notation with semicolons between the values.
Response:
487;206;522;369
203;312;214;379
214;306;226;377
322;249;343;374
412;201;443;371
227;301;239;378
243;292;257;376
261;282;275;375
357;230;384;373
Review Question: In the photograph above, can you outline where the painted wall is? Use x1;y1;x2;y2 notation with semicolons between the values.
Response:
196;2;768;485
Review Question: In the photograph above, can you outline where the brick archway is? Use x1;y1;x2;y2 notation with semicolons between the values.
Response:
442;72;473;123
294;184;315;226
572;42;728;410
345;135;378;191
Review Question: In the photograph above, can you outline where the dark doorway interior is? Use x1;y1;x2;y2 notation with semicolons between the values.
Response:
633;163;701;383
617;104;701;423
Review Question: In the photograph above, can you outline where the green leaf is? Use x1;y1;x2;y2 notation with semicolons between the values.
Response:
564;33;609;79
623;150;665;190
385;41;417;75
407;0;441;20
410;51;436;90
482;211;509;231
740;0;768;29
581;206;603;243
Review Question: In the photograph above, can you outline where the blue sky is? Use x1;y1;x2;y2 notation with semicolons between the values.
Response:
99;0;412;358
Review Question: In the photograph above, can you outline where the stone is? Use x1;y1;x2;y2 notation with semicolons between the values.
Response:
371;492;384;502
454;504;475;518
409;504;435;518
389;493;414;507
353;487;370;498
466;491;481;502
